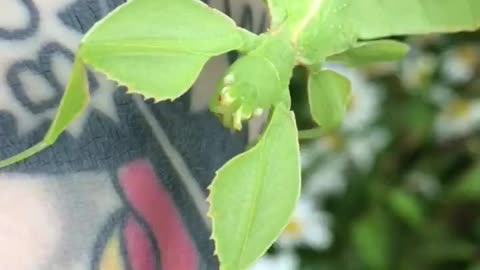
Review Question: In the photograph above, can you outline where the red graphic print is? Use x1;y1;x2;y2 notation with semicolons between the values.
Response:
118;160;199;270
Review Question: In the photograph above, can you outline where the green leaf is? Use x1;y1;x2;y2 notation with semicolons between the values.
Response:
469;263;480;270
352;210;391;270
327;40;410;66
264;0;288;29
449;165;480;202
80;0;243;101
308;69;351;131
0;57;89;168
287;0;357;63
388;189;425;229
277;0;480;63
421;229;476;261
351;0;480;39
208;104;301;270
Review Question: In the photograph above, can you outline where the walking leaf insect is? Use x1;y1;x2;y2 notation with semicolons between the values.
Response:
1;0;479;269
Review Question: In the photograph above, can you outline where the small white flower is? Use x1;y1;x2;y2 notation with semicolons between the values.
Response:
300;142;320;170
304;128;390;176
277;196;333;250
249;251;299;270
441;46;478;84
400;49;438;90
434;98;480;141
344;82;383;133
300;134;345;170
406;171;441;199
429;84;455;107
305;155;347;198
346;127;391;172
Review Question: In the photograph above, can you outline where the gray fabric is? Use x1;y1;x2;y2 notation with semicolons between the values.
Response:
0;1;265;269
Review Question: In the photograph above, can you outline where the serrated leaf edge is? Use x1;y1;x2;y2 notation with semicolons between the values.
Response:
207;106;301;270
79;53;206;102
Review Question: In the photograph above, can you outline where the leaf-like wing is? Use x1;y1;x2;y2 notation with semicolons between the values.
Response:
208;104;301;270
352;0;480;39
0;58;89;168
308;69;351;131
281;0;358;62
264;0;288;28
274;0;479;62
80;0;243;101
327;40;410;66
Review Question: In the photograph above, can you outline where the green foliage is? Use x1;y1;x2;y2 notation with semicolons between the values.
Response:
450;165;480;201
1;0;480;269
352;210;391;270
208;104;300;270
327;40;410;66
308;69;351;131
80;0;243;101
293;37;480;270
351;0;480;39
388;189;425;229
209;35;295;130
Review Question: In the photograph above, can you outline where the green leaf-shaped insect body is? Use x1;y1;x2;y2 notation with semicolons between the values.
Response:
308;69;351;131
0;0;245;168
1;0;480;270
270;0;480;65
0;57;89;168
327;40;411;66
4;0;480;166
290;0;357;64
208;104;301;270
79;0;245;101
210;34;295;130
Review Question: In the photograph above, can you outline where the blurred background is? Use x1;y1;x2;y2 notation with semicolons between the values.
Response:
251;32;480;270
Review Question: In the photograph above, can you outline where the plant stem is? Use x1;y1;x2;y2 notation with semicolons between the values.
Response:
237;27;260;53
298;127;326;140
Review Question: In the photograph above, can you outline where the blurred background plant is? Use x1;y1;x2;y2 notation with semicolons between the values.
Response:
251;32;480;270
